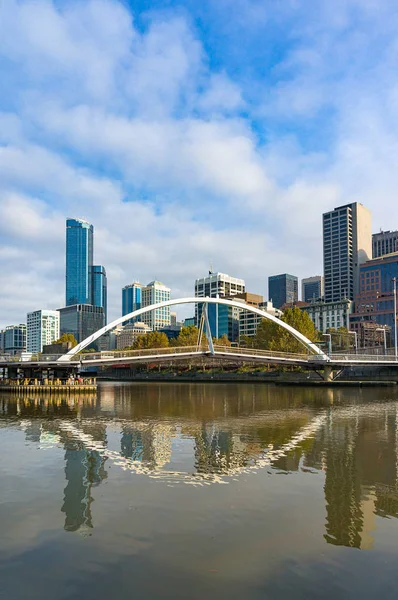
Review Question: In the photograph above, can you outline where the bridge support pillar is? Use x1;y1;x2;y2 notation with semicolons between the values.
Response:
323;365;334;382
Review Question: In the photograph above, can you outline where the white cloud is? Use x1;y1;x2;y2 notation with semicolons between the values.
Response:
1;0;398;328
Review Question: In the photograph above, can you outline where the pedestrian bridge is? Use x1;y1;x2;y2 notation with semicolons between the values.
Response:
1;296;397;376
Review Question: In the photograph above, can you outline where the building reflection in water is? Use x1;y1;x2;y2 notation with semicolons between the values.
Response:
60;421;108;532
2;386;398;546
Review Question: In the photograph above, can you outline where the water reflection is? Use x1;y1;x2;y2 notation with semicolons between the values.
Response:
1;383;398;550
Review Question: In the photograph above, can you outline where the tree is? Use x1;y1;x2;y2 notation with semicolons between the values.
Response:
326;327;352;351
253;308;317;354
170;325;200;347
53;333;78;347
133;331;170;349
213;334;232;347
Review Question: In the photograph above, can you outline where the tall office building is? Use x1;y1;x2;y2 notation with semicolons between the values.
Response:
268;274;298;309
194;272;245;331
91;265;107;323
302;276;324;303
195;272;245;299
59;304;105;345
141;281;171;330
349;251;398;341
372;230;398;258
0;324;27;355
27;310;59;353
66;218;93;306
122;282;143;323
323;203;372;303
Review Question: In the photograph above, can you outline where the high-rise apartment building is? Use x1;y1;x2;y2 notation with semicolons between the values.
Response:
323;203;372;303
91;265;107;323
66;218;93;306
59;304;105;345
0;324;27;355
302;276;324;303
268;274;298;309
27;310;59;353
141;281;171;330
122;282;143;323
372;230;398;258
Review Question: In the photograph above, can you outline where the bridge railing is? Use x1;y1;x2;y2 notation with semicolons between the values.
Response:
330;353;398;363
0;354;64;363
212;345;311;361
78;344;318;364
79;345;206;362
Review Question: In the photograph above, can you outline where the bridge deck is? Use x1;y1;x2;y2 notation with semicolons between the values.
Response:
1;344;398;369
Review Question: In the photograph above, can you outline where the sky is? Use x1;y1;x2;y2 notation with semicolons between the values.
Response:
1;0;398;327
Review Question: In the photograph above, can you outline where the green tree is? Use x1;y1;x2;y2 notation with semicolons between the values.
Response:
133;331;170;349
170;325;200;347
253;308;317;354
213;334;232;347
326;327;352;351
54;333;78;347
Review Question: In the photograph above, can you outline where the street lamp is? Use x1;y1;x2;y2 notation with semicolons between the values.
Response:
375;327;387;354
347;330;358;354
323;333;332;355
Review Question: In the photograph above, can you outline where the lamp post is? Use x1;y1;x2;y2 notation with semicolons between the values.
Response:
348;330;358;354
323;333;332;356
375;327;387;354
393;277;397;359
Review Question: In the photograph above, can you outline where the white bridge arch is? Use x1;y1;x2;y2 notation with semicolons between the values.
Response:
58;297;329;362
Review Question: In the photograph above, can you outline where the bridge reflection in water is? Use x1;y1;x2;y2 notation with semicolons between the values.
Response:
1;382;398;549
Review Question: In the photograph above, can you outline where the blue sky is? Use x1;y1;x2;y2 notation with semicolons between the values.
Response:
1;0;398;327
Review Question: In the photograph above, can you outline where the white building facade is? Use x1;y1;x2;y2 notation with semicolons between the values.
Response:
27;310;60;353
300;300;353;333
141;281;171;330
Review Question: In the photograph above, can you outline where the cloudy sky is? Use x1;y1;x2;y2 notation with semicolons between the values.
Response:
1;0;397;327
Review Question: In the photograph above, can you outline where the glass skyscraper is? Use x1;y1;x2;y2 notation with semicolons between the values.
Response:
268;273;298;309
65;218;107;323
91;265;107;324
122;282;143;324
66;218;93;306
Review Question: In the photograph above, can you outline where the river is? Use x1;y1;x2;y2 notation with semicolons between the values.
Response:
1;382;398;599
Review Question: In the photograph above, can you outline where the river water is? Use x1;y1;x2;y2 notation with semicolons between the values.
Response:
1;382;398;599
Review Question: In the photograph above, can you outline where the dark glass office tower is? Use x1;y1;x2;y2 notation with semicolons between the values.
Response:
91;265;107;324
268;273;298;309
66;218;93;306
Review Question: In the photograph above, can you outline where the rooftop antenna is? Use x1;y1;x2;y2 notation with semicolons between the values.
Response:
209;262;213;275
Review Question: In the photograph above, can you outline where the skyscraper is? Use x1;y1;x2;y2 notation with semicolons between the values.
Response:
122;282;143;323
323;203;372;303
58;304;105;345
91;265;107;323
268;274;298;309
302;276;324;303
66;218;93;306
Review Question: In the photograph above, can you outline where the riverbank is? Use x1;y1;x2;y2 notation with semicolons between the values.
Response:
0;383;97;394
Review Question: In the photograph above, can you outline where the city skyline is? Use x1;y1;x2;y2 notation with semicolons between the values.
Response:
1;1;398;329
